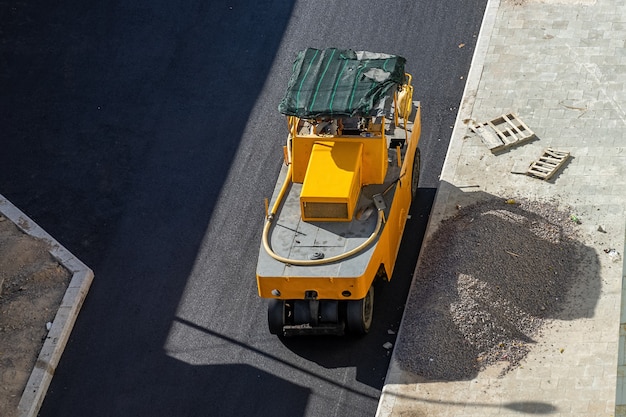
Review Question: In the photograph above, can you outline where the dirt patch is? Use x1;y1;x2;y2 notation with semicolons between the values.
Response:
0;215;70;417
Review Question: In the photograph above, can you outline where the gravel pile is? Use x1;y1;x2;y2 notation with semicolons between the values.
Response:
396;197;589;379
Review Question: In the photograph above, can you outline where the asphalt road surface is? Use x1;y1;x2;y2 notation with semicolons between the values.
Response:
0;1;487;415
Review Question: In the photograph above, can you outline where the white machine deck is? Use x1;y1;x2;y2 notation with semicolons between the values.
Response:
256;117;415;279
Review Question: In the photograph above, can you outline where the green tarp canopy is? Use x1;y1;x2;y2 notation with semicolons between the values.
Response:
278;48;406;118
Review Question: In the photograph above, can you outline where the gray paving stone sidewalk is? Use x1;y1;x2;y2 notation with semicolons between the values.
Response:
378;0;626;415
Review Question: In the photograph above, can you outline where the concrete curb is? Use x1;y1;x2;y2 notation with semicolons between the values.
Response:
0;194;94;417
375;0;501;415
432;0;501;232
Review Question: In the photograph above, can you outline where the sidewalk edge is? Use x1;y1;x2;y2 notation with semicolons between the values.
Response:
375;0;501;415
0;194;94;417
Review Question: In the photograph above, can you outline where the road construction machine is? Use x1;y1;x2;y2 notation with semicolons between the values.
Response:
256;48;421;336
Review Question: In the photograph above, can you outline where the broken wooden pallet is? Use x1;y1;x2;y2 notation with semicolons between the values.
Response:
527;148;570;180
470;113;535;152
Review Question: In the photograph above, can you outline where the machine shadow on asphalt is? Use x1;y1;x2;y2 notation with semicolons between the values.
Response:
279;188;437;390
171;315;377;403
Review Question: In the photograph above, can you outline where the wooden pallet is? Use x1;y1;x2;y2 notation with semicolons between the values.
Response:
527;148;570;180
470;113;535;152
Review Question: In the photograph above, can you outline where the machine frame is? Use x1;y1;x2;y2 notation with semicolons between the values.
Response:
256;48;422;336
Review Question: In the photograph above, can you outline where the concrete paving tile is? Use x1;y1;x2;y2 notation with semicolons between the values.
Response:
566;89;585;100
536;71;560;82
603;118;622;128
570;399;592;414
610;37;626;48
594;374;613;389
550;364;574;380
548;108;565;119
573;375;598;390
545;399;573;415
475;88;491;100
551;20;570;30
588;399;615;416
598;72;625;84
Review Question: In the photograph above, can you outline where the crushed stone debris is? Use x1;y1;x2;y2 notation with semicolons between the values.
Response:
396;197;593;379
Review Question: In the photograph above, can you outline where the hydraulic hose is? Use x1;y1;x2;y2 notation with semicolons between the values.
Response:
262;163;384;266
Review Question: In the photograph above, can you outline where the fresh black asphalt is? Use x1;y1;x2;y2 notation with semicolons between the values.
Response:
0;1;487;415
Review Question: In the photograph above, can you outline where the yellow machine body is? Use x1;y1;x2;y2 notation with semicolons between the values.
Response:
256;104;421;301
300;141;363;222
291;120;388;185
256;52;421;334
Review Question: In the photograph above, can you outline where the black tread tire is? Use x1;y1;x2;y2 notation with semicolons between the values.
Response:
268;299;285;335
346;286;374;335
411;147;421;198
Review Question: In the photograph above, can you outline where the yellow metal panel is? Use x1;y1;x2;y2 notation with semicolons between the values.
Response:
290;121;387;185
256;258;380;300
300;141;362;221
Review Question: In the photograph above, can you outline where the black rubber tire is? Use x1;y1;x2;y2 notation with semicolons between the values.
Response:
411;147;421;198
293;300;310;325
319;300;339;323
346;286;374;335
268;299;285;335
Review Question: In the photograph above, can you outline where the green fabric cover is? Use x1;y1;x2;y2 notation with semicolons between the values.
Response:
278;48;406;118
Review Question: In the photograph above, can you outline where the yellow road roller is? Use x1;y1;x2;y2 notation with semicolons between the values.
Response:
256;48;421;336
